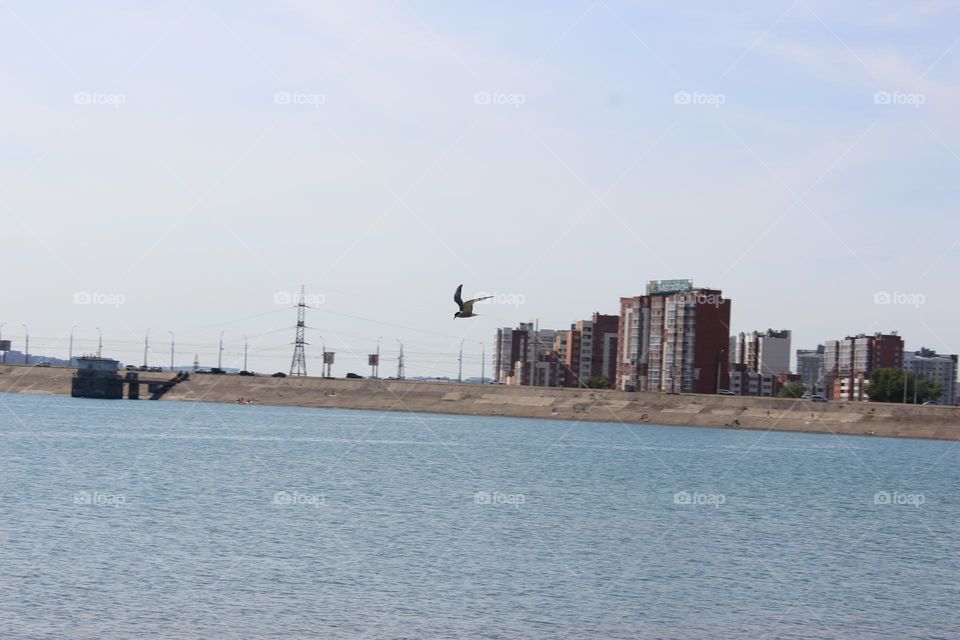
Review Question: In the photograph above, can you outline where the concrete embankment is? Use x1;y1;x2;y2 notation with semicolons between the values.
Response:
2;364;958;440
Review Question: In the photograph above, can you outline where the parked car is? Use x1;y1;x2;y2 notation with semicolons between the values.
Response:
35;362;51;368
238;370;256;377
717;389;736;396
125;365;137;371
345;372;363;379
809;394;828;403
272;372;287;378
149;366;162;372
922;400;939;406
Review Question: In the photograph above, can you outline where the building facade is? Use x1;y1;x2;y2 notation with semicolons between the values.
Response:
823;332;904;401
904;348;958;405
616;279;730;394
731;329;792;376
796;346;825;394
557;313;619;387
494;322;560;386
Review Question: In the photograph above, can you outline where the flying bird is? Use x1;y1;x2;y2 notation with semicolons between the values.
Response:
453;284;492;319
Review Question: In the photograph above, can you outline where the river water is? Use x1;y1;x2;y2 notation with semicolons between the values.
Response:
1;393;957;639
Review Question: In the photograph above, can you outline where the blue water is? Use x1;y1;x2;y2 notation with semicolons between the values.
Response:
1;393;958;639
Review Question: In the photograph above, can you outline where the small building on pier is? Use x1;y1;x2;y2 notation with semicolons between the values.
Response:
71;356;124;399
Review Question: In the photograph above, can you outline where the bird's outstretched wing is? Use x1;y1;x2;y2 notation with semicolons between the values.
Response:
461;295;493;315
453;284;465;311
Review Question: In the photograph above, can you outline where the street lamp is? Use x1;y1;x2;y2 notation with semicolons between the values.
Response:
22;324;29;366
479;340;485;384
243;334;248;372
69;324;78;364
458;339;464;384
218;330;226;370
318;336;327;377
96;327;103;357
169;331;175;371
143;328;150;368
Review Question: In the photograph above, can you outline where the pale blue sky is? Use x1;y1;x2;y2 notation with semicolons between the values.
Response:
2;1;959;376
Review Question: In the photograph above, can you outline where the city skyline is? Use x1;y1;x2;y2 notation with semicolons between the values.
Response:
2;1;959;377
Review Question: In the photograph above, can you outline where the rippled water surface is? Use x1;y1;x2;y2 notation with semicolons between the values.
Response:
2;393;958;639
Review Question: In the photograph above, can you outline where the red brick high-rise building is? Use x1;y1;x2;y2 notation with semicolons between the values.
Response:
616;280;731;394
823;332;903;401
556;313;619;387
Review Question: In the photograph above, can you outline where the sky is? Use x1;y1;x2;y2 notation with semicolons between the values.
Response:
1;0;959;378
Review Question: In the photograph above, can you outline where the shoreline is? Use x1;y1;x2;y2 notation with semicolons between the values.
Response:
2;364;958;441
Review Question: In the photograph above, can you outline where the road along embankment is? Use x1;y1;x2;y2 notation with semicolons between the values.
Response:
2;365;958;440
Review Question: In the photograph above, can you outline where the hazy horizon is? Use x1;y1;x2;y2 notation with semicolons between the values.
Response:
3;1;959;378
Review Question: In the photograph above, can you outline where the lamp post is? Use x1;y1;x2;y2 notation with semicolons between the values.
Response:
319;336;327;377
458;339;464;384
69;324;77;364
169;331;175;371
96;327;103;357
218;330;225;370
22;324;29;366
243;334;248;372
479;341;485;384
143;328;150;368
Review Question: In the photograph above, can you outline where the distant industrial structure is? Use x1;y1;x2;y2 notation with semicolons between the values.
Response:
70;355;188;400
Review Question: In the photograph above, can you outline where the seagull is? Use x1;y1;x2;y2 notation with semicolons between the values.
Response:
453;284;492;319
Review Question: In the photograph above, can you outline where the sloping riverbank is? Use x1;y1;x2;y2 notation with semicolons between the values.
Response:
2;364;958;440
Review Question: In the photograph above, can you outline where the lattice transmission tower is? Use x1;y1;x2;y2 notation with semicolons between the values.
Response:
289;285;308;376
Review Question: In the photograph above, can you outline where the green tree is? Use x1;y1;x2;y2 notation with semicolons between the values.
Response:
777;381;806;399
866;368;943;403
583;376;612;389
